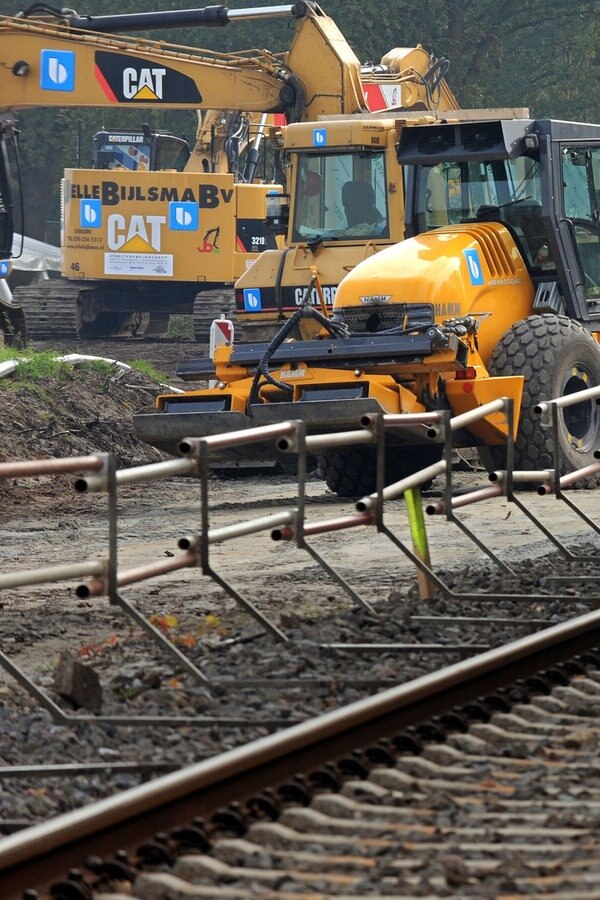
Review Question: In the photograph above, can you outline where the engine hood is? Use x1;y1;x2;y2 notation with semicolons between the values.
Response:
334;222;535;363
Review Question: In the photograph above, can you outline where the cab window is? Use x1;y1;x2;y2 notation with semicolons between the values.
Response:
415;157;549;269
562;146;600;297
291;151;389;242
155;137;190;172
95;141;151;171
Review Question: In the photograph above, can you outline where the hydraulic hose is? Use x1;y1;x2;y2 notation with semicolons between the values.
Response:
279;73;306;124
248;305;304;409
247;273;347;410
422;57;451;107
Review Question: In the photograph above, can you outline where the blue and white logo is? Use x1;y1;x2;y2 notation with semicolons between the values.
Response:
0;259;11;278
463;248;485;286
40;50;75;92
313;128;327;147
169;202;198;231
243;288;262;312
80;199;102;228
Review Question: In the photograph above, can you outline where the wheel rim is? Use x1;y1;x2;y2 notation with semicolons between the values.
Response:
560;364;600;452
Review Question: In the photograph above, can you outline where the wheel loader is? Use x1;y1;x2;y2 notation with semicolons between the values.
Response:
134;114;600;492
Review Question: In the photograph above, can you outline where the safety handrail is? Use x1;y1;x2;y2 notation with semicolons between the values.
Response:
0;378;598;732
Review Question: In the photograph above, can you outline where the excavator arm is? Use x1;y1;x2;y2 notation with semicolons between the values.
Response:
365;46;459;112
190;109;273;177
0;2;366;123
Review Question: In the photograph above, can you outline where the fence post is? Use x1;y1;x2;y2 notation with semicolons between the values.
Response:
404;487;434;600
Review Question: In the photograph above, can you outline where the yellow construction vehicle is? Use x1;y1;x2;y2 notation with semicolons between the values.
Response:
0;1;452;341
17;106;280;339
231;61;459;346
135;112;600;491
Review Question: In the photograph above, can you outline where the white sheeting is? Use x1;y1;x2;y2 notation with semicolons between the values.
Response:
10;233;61;273
0;353;184;393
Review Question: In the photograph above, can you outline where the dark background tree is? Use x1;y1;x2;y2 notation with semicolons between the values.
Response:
1;0;599;239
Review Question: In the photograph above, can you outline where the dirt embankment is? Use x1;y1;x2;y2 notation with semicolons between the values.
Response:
0;340;185;509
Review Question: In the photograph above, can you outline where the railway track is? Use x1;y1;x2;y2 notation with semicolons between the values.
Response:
1;607;600;898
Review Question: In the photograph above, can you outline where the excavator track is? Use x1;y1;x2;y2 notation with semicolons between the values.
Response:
192;289;239;342
12;281;81;339
15;282;243;343
13;281;175;341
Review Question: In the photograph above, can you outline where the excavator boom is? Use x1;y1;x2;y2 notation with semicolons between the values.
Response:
0;3;365;122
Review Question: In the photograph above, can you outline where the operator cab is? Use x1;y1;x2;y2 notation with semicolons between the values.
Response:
290;149;390;243
400;118;600;325
415;157;548;271
92;128;190;172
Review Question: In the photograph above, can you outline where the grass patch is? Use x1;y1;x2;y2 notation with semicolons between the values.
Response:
130;359;168;383
0;348;72;381
0;348;124;383
167;315;194;340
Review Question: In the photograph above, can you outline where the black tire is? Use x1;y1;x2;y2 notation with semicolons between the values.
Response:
487;314;600;487
317;444;442;498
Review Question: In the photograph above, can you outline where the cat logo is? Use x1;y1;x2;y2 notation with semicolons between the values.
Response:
107;214;165;252
123;67;166;101
94;52;202;104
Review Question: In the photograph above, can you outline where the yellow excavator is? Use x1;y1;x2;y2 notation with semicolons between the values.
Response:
230;68;460;346
134;109;600;494
0;1;456;342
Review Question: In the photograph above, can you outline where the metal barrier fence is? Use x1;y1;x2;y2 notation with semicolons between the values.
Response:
1;389;599;727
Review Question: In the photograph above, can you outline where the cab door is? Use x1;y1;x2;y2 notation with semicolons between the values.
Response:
559;143;600;322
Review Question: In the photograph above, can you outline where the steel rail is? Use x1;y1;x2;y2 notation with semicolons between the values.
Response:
0;455;104;478
76;456;198;492
534;382;600;415
2;606;600;899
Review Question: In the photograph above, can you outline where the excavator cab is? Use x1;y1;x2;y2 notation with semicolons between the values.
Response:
92;128;190;172
290;148;390;243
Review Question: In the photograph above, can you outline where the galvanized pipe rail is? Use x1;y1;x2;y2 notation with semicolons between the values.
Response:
1;605;599;900
1;389;598;729
100;389;600;644
0;422;415;734
277;395;600;606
